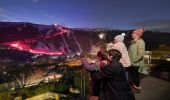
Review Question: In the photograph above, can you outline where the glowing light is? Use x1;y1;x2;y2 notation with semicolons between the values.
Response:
6;41;64;55
5;41;64;55
54;23;57;26
11;43;19;47
98;33;105;39
76;52;81;56
3;26;70;55
31;50;64;55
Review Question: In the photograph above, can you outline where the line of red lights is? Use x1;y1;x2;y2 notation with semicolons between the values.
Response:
4;26;69;55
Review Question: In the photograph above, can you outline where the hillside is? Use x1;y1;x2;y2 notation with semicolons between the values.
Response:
0;22;170;54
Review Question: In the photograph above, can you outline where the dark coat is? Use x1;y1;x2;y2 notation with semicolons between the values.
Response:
92;61;135;100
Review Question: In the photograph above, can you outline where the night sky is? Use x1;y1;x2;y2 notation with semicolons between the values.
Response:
0;0;170;31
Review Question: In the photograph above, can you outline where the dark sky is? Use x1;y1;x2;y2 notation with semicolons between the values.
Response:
0;0;170;31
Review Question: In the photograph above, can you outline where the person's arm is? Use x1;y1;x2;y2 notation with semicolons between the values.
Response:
129;44;136;65
81;58;97;71
91;64;114;80
121;44;131;67
134;39;145;63
112;43;120;50
122;53;131;67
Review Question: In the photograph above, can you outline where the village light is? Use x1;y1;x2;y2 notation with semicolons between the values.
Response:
98;32;105;39
76;52;81;56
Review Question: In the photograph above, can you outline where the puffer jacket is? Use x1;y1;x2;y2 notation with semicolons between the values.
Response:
128;38;145;67
112;42;131;67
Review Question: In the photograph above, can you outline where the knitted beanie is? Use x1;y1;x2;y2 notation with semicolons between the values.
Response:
114;33;126;42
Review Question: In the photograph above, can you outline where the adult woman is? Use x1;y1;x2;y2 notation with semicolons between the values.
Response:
128;28;145;91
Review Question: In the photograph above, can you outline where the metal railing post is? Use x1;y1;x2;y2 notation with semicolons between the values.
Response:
81;65;86;100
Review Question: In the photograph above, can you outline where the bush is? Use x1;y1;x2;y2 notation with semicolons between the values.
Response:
0;92;14;100
0;84;8;92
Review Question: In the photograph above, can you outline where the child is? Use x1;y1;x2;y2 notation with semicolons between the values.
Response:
112;33;131;79
81;51;109;96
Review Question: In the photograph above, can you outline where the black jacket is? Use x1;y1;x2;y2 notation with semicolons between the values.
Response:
92;61;135;100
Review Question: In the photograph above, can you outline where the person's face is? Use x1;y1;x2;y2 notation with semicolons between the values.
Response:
132;32;139;40
107;55;112;61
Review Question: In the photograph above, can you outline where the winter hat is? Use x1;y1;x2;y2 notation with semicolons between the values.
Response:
133;28;144;37
114;33;126;42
